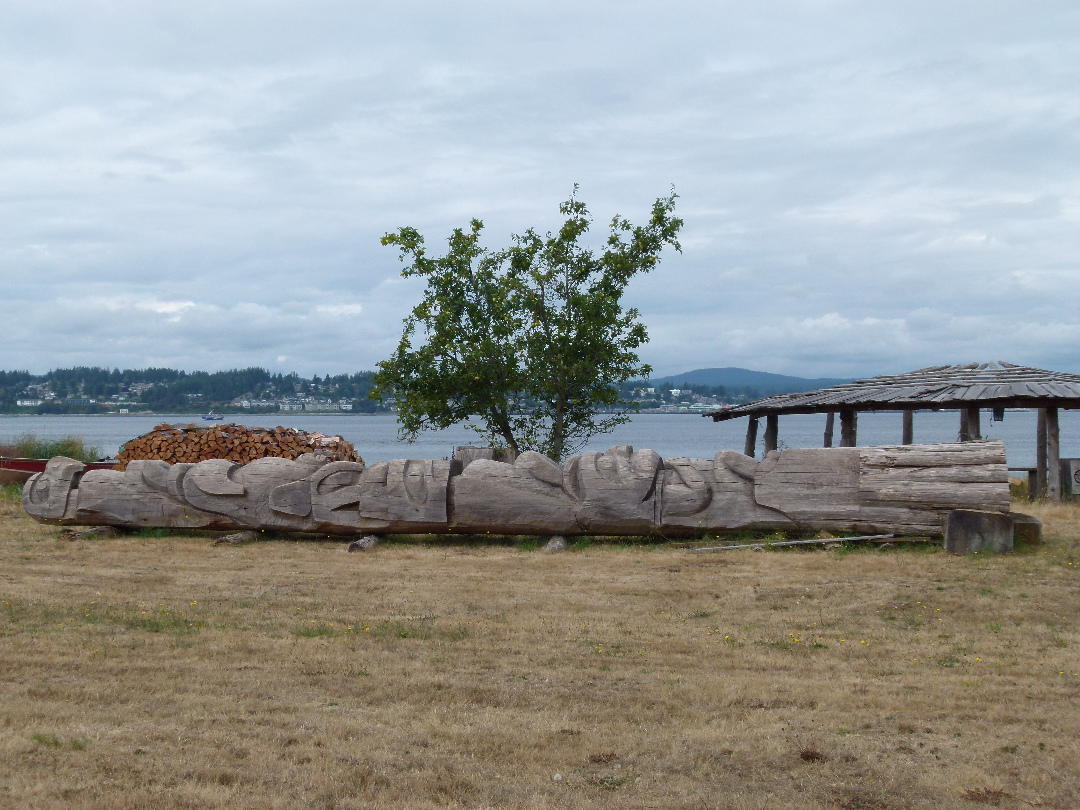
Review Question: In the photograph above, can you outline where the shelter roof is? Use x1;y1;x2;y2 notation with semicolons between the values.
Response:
705;362;1080;421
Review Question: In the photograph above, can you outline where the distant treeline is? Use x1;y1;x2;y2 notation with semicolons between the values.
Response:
0;366;808;415
0;367;386;414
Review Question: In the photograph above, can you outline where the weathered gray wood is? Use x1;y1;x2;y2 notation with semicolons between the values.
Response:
945;510;1013;555
744;417;759;457
453;446;517;468
23;442;1012;539
763;414;778;453
21;457;84;523
356;459;454;532
860;464;1009;485
1046;407;1061;502
78;466;240;530
823;412;834;448
1011;512;1043;546
705;362;1080;425
1037;408;1048;497
755;448;861;520
860;442;1006;468
660;451;793;531
840;409;857;447
902;410;914;445
960;406;981;441
858;483;1011;512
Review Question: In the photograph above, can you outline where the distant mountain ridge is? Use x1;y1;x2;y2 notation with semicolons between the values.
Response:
651;367;855;394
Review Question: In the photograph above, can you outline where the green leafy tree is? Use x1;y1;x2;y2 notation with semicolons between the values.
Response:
372;189;682;461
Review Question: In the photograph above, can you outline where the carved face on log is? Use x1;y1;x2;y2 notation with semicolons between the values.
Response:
22;442;1011;537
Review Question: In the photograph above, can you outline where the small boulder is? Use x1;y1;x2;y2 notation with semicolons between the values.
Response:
348;535;380;552
945;510;1013;555
543;536;568;552
215;530;257;545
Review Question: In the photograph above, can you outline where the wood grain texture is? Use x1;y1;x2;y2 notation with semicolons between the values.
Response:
23;441;1012;538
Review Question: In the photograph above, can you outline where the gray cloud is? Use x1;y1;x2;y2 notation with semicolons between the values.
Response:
1;1;1077;378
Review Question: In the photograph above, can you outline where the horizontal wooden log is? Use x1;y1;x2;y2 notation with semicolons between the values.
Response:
860;442;1006;468
858;482;1011;511
860;464;1009;485
24;442;1011;537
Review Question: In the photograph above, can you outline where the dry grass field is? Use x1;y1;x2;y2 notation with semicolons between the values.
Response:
1;485;1078;810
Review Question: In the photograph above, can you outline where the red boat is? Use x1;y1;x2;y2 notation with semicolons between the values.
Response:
0;457;117;485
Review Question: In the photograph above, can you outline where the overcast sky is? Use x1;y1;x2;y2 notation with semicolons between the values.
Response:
2;1;1077;379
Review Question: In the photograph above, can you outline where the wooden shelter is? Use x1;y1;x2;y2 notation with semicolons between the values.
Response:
704;362;1080;501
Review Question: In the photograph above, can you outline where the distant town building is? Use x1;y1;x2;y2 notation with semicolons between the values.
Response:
16;399;42;407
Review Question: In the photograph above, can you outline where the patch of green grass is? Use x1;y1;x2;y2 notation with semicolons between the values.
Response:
9;434;102;463
570;538;593;551
31;732;86;750
296;622;339;638
1;482;23;503
133;528;174;539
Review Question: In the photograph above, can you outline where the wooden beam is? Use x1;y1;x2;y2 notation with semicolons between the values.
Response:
763;414;778;454
966;407;981;441
1037;408;1048;497
839;409;857;447
823;412;835;448
902;410;914;445
1047;407;1061;502
744;417;759;458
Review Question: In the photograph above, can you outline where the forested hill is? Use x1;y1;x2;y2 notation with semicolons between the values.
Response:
0;365;852;414
651;367;854;394
0;367;385;414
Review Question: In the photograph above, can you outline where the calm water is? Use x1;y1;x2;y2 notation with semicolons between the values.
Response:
1;410;1077;468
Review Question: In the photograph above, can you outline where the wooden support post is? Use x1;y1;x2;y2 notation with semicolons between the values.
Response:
1047;407;1061;502
763;414;778;454
1037;408;1048;497
839;409;857;447
1027;469;1037;502
744;417;759;458
902;410;914;445
966;406;981;441
823;412;835;448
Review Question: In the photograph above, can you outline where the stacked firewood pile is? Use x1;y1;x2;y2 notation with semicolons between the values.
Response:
115;423;361;471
